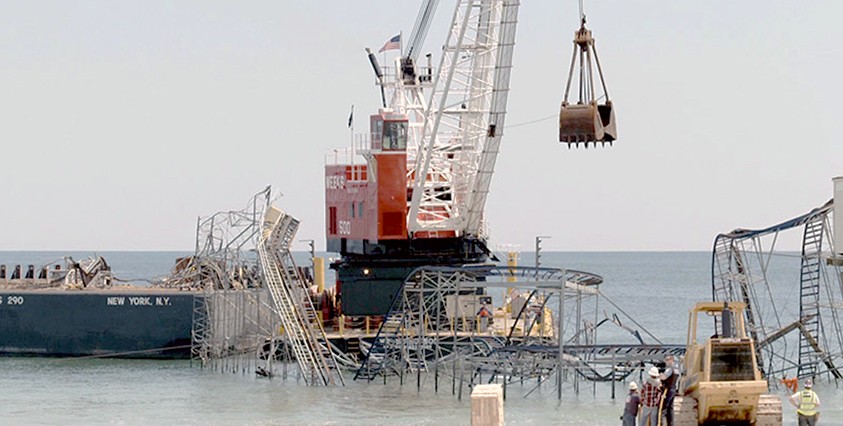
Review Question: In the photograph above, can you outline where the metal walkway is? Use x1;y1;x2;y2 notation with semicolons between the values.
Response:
562;344;685;360
259;207;344;386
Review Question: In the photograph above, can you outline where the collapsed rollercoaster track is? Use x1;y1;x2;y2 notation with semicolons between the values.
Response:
712;199;843;383
354;265;679;399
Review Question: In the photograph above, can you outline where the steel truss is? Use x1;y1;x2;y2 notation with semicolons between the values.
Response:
355;265;670;398
712;199;843;382
408;0;520;236
186;187;286;375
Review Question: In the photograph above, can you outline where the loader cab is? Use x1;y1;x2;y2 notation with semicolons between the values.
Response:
687;302;749;347
683;302;763;393
709;339;757;382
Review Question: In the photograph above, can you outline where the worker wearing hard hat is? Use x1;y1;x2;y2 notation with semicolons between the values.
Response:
659;354;678;426
620;381;640;426
789;378;820;426
639;367;662;426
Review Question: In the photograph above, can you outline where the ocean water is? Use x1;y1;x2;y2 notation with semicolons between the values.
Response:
0;251;841;425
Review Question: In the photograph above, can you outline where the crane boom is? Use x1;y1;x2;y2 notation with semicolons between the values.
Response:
406;0;440;60
409;0;520;237
463;0;519;236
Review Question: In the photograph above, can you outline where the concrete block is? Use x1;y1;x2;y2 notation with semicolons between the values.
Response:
471;384;504;426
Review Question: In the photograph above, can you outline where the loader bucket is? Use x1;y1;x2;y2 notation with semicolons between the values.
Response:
559;101;617;146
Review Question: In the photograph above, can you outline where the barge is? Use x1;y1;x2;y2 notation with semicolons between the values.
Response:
0;256;198;359
0;287;196;358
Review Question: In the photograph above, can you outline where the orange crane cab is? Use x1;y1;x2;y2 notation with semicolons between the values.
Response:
325;111;409;256
326;109;492;316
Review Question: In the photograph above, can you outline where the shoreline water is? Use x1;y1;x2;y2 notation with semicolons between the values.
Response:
0;251;839;424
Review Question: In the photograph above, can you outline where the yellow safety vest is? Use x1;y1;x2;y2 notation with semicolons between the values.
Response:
796;390;817;416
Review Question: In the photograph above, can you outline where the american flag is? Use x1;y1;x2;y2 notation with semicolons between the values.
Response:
378;34;401;53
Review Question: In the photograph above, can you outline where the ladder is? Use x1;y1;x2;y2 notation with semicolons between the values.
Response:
711;236;737;302
259;208;344;386
798;216;824;378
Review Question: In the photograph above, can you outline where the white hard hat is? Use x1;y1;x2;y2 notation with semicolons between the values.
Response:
649;366;660;377
629;381;638;390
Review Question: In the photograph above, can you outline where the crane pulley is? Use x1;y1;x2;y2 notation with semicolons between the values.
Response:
559;16;617;147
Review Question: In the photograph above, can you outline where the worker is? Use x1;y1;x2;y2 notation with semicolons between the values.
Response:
620;381;640;426
639;366;662;426
477;304;491;318
477;304;492;331
789;378;820;426
659;354;678;426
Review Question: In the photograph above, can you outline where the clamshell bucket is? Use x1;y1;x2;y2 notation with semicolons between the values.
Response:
559;100;616;145
558;18;617;147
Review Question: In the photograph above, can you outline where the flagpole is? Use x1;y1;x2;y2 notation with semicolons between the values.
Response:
349;105;355;173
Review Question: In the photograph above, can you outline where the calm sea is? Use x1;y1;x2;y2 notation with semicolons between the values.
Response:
0;251;840;425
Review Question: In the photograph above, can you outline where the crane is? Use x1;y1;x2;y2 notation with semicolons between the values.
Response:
325;0;610;316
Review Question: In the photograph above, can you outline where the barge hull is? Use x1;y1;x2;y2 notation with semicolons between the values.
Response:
0;290;198;359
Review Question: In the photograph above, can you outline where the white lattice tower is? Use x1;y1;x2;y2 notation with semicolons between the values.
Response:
408;0;519;237
386;72;428;184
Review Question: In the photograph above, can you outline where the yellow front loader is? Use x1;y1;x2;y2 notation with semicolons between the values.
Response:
674;302;781;425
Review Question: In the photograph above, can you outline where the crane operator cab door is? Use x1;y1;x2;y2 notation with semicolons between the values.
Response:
559;100;616;145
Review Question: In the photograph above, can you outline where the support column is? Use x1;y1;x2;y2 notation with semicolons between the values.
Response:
834;176;843;256
314;257;325;293
506;251;517;313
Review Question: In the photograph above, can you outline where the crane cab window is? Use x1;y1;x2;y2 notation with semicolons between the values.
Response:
372;120;383;147
383;121;407;150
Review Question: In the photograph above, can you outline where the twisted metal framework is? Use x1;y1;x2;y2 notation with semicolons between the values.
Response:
188;188;285;375
181;187;270;291
355;265;672;398
712;199;843;382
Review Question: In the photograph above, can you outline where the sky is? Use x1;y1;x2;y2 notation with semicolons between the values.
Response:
1;1;841;252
